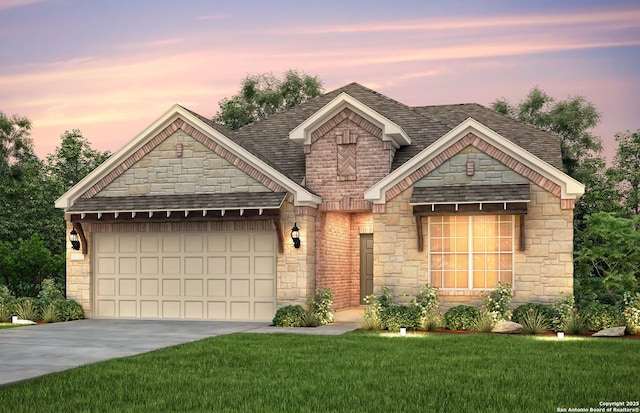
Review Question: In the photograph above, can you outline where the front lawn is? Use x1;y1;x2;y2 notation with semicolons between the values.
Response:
0;323;24;330
0;332;638;412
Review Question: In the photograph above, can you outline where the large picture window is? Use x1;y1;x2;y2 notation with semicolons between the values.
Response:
428;215;513;290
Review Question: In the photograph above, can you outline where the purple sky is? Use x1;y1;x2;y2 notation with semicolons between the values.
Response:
1;0;639;163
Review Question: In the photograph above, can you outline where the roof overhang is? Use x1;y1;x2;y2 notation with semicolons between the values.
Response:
56;105;321;211
289;92;411;148
410;184;530;215
365;117;585;205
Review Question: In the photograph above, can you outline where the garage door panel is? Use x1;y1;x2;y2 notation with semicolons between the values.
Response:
230;256;250;274
119;300;137;317
141;301;159;318
119;279;137;296
140;279;158;296
208;301;226;318
185;301;203;319
185;279;203;296
208;279;227;297
163;279;181;296
94;231;275;321
162;257;181;275
119;258;137;274
119;236;137;253
230;302;250;320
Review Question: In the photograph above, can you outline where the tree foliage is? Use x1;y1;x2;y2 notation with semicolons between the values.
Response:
492;87;602;180
611;129;640;215
46;129;111;191
574;213;640;306
213;70;324;129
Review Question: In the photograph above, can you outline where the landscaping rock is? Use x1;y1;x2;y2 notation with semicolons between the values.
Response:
592;326;626;337
492;321;523;334
13;319;36;325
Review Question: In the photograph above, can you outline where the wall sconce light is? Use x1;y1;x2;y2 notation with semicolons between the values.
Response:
69;228;81;251
291;223;301;249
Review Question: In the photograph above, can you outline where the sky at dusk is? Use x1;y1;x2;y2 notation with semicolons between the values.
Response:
1;0;639;163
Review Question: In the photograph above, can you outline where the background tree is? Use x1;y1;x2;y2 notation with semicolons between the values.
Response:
492;87;602;181
0;111;33;174
611;129;640;215
213;70;324;129
46;129;111;192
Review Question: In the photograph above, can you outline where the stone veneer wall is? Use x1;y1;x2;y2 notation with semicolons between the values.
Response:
65;221;93;317
373;183;574;310
95;130;269;197
276;202;317;307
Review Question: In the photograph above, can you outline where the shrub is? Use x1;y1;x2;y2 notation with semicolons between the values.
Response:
55;300;85;321
272;305;305;327
362;286;394;330
622;292;640;334
421;311;443;332
14;298;40;321
581;303;625;331
300;307;320;327
410;284;439;318
37;278;65;307
0;303;10;322
563;310;588;335
550;292;575;332
444;305;481;330
520;308;550;335
380;305;420;332
471;311;495;333
308;287;333;325
481;282;512;321
41;303;61;323
512;303;554;326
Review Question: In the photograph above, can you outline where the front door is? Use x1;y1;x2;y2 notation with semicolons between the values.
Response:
359;234;374;304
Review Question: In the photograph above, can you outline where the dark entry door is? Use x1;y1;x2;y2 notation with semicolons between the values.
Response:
360;234;374;304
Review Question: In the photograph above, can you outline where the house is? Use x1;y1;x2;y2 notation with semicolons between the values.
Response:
55;83;584;321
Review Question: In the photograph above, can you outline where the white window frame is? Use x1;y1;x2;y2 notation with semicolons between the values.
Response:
427;215;515;291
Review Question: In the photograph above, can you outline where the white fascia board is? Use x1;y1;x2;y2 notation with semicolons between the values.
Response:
289;92;410;147
56;105;320;209
365;117;584;203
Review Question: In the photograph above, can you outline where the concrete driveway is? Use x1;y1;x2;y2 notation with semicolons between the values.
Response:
0;319;268;386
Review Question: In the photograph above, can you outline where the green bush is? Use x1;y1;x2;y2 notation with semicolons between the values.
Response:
581;303;625;331
14;298;40;321
308;287;333;325
471;311;495;333
41;303;61;323
272;305;305;327
410;284;439;318
362;286;394;330
550;293;576;331
380;305;420;332
512;303;554;325
623;292;640;334
0;303;10;322
444;305;481;330
55;299;85;321
563;311;588;335
37;278;65;306
481;282;512;321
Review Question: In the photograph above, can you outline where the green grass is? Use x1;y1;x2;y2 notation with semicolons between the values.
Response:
0;323;25;330
1;332;638;412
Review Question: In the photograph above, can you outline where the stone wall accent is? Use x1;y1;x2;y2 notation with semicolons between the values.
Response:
373;183;574;310
276;201;317;307
82;118;285;198
65;221;92;317
306;109;391;210
385;134;564;205
95;130;271;197
414;146;528;187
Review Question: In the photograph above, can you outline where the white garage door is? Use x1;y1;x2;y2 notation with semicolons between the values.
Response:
93;230;276;321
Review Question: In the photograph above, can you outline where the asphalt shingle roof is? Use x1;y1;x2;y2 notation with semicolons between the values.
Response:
213;83;564;185
67;193;287;213
410;184;531;204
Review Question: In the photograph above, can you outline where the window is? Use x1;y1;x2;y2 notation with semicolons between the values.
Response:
428;215;513;290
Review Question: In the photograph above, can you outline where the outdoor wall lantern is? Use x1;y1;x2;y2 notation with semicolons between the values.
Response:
291;223;301;249
69;228;81;251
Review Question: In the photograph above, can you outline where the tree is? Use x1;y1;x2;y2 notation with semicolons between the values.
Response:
0;111;33;172
213;70;324;129
574;213;640;306
492;87;602;181
46;129;111;191
611;129;640;215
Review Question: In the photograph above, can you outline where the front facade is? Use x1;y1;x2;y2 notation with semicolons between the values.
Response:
57;83;584;321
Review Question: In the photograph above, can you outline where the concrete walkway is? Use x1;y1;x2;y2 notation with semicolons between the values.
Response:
0;309;363;387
